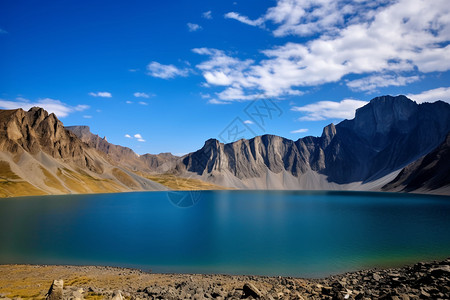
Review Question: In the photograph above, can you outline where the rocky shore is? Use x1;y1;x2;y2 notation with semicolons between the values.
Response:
0;258;449;300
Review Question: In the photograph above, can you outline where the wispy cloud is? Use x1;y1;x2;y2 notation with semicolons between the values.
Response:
347;75;421;92
406;87;450;104
126;101;133;104
196;0;450;100
0;28;8;34
147;61;189;79
203;11;212;19
0;97;89;118
224;12;264;27
125;134;132;138
200;93;211;99
89;92;112;98
291;128;308;133
243;120;254;124
138;101;148;106
133;92;151;98
208;99;231;105
292;99;368;121
83;115;92;119
187;23;202;32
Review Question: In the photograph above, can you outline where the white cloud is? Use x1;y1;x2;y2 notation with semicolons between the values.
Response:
291;128;308;133
203;11;212;19
224;12;264;27
133;92;151;98
225;0;394;37
208;99;231;105
347;75;421;92
125;134;132;138
198;0;450;100
187;23;202;32
406;87;450;104
89;92;112;98
83;115;92;119
243;120;254;124
75;104;90;111
292;99;368;121
200;93;211;99
133;133;146;142
129;68;139;72
147;61;189;79
0;97;89;118
126;101;133;104
138;101;148;105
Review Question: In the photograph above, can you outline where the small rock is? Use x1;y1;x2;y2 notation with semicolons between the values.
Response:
373;273;382;281
321;286;332;295
419;290;430;298
111;290;124;300
429;265;450;276
46;280;63;300
243;283;263;299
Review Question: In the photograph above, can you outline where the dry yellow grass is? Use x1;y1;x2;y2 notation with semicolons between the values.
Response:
0;265;285;300
0;161;21;180
142;173;228;191
0;161;46;197
39;166;69;193
0;181;46;197
112;168;138;188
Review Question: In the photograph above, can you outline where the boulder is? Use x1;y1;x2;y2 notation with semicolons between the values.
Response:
243;283;263;298
111;290;124;300
46;280;63;300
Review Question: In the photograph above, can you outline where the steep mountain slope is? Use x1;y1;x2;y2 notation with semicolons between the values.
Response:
0;107;167;197
179;96;450;192
382;132;450;194
2;95;448;196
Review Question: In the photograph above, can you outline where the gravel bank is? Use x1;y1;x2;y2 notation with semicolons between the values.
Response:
0;258;449;299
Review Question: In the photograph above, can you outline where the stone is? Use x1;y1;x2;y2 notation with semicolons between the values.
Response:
243;283;263;299
69;288;84;300
46;280;63;300
111;290;124;300
373;273;382;281
429;265;450;276
419;290;430;298
321;286;332;295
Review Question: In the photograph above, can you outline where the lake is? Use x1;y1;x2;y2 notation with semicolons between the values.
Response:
0;190;449;278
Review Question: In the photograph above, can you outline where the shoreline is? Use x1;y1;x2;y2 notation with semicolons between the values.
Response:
1;258;449;299
1;188;449;200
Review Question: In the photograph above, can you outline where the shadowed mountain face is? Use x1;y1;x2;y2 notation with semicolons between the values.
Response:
1;95;449;196
181;96;450;190
382;132;450;193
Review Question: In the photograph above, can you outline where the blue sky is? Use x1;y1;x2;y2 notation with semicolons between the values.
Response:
1;0;449;155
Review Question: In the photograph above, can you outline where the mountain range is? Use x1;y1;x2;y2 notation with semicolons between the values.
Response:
1;95;449;197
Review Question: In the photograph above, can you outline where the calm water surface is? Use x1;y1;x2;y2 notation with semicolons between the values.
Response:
0;190;449;277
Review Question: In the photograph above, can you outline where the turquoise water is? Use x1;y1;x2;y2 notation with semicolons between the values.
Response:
0;190;449;277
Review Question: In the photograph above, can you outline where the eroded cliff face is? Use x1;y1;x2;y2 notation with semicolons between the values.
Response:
0;107;167;197
179;96;450;192
0;108;103;173
2;95;449;196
